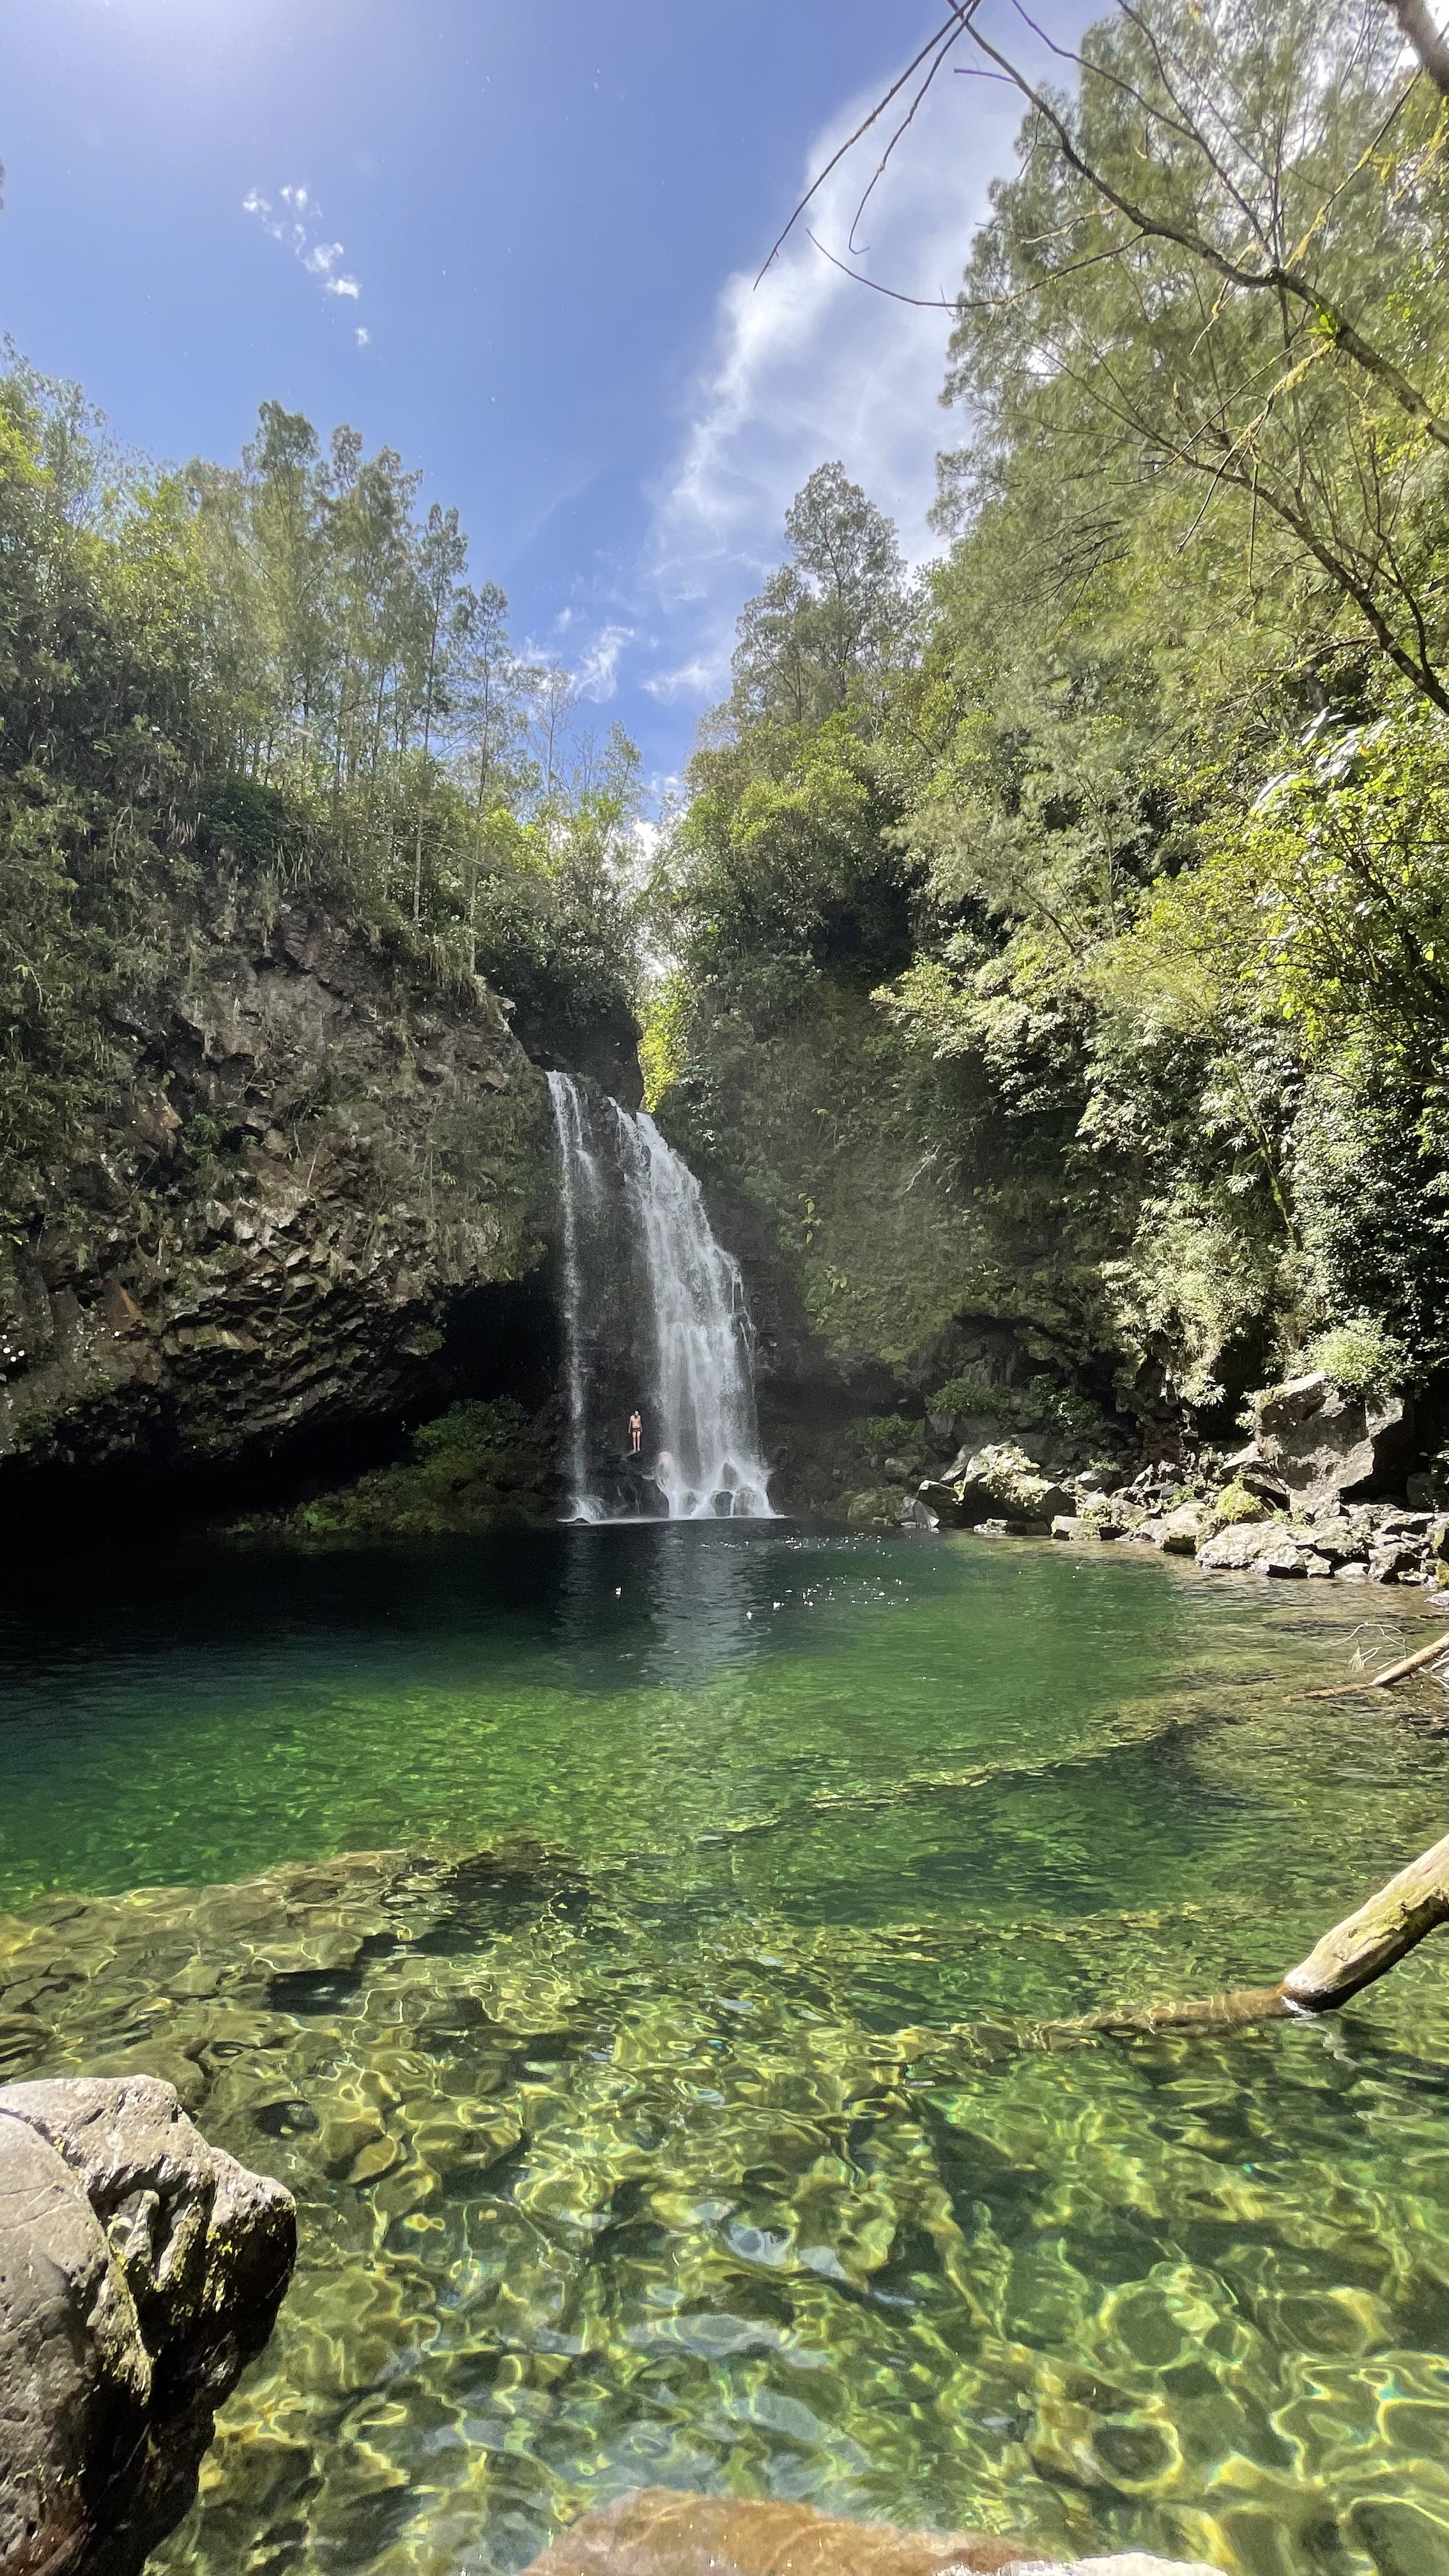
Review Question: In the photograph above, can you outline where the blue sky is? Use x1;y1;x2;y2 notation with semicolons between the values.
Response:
1;0;1086;790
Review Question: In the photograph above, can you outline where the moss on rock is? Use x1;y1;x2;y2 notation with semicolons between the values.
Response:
231;1398;558;1544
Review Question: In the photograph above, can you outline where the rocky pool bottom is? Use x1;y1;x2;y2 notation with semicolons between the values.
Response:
5;1528;1449;2576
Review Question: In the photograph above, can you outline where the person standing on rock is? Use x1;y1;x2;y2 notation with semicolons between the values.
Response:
628;1409;643;1456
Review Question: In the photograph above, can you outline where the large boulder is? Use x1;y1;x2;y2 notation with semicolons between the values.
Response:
1234;1373;1415;1510
922;1443;1075;1535
1151;1502;1211;1556
1197;1522;1282;1573
0;2074;296;2576
522;2490;1215;2575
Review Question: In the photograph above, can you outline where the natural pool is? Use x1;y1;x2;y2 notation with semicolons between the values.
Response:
4;1524;1449;2575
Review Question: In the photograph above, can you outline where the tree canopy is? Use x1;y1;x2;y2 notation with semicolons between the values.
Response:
650;0;1449;1420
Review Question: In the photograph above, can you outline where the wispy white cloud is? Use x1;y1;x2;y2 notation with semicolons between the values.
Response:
243;181;365;328
632;57;1026;715
575;622;634;703
518;614;636;710
640;657;714;706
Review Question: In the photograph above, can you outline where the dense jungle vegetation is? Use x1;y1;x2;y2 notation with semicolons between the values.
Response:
0;351;641;1230
650;0;1449;1432
7;0;1449;1442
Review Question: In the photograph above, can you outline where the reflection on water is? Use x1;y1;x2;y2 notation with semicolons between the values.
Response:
4;1529;1449;2572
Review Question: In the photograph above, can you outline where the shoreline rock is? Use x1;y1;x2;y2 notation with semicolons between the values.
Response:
0;2075;296;2576
884;1404;1449;1592
1232;1372;1415;1512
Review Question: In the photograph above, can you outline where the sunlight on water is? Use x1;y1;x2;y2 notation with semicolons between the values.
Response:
3;1527;1449;2573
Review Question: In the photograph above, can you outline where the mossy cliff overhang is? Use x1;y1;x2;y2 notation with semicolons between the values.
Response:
0;901;555;1515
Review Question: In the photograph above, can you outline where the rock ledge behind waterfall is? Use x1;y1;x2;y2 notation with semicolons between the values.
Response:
0;2074;296;2576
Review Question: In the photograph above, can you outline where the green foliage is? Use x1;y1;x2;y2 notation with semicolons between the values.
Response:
649;0;1449;1416
1213;1480;1271;1528
845;1416;926;1455
638;973;693;1114
678;715;918;1013
941;0;1449;713
0;353;642;1231
237;1399;554;1545
1299;1317;1410;1400
928;1372;1107;1445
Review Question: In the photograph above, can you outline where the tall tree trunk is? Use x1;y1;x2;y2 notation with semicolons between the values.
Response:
1389;0;1449;98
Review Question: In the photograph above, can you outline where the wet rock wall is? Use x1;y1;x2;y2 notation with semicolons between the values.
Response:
0;895;561;1528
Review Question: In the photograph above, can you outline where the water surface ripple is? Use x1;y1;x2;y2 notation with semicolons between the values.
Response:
3;1527;1448;2574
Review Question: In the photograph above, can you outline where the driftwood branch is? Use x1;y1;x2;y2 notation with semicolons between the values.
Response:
1303;1629;1449;1698
1066;1825;1449;2036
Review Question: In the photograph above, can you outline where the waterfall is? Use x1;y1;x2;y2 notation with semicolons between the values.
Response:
546;1071;774;1521
548;1071;606;1520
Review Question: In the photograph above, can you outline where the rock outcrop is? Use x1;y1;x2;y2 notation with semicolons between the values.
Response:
1231;1372;1415;1510
0;898;549;1517
0;2074;296;2576
522;2490;1215;2576
914;1442;1075;1534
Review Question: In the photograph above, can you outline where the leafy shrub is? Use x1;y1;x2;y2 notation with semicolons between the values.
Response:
927;1370;1106;1443
847;1415;926;1453
1300;1316;1409;1399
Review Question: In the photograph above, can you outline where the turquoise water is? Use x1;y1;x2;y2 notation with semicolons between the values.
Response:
4;1526;1449;2572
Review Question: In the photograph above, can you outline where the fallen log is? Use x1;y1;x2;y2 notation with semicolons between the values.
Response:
1303;1629;1449;1698
1081;1985;1289;2037
1059;1825;1449;2037
1282;1824;1449;2007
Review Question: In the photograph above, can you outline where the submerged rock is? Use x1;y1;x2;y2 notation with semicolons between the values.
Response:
0;2074;295;2576
521;2490;1216;2575
0;1835;1377;2575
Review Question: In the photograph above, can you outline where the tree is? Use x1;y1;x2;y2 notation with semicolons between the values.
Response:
730;462;907;728
938;0;1449;710
532;663;579;808
452;582;535;812
408;502;468;919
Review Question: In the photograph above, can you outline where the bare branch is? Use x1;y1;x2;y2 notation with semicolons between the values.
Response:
755;6;973;285
806;233;958;309
848;26;967;254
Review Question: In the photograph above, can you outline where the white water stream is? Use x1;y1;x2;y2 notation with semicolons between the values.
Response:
546;1072;774;1521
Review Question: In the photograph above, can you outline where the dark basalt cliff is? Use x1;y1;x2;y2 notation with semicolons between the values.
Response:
0;893;556;1525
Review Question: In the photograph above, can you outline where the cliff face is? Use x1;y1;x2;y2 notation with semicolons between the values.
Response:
0;893;553;1518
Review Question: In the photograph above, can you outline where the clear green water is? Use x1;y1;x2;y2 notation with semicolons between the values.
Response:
4;1526;1449;2574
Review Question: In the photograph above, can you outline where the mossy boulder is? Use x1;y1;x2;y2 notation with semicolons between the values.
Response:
232;1398;559;1544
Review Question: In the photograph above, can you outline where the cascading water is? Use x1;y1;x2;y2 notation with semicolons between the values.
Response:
546;1071;774;1521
